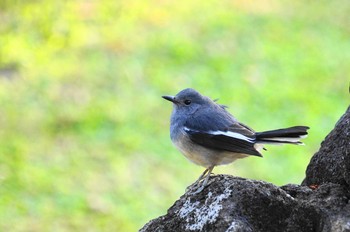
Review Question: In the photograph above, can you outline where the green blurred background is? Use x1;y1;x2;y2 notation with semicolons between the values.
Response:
0;0;349;231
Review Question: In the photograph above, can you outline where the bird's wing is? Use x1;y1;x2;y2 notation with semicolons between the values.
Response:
184;122;262;157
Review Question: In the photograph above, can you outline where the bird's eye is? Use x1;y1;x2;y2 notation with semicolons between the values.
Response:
184;100;191;105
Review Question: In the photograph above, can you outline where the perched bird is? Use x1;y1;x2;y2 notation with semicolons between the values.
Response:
162;88;309;193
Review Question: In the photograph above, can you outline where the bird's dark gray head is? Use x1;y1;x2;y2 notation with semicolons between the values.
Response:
163;88;208;106
162;88;214;116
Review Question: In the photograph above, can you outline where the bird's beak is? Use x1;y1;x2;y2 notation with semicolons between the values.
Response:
162;95;177;103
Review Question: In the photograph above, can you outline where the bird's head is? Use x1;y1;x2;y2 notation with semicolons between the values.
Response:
162;88;211;115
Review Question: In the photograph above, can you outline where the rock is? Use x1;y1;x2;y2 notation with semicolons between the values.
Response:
140;106;350;232
141;176;318;232
302;106;350;187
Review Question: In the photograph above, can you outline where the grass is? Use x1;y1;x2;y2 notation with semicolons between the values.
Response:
0;0;349;231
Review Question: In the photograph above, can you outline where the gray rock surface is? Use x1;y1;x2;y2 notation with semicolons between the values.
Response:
140;106;350;232
302;106;350;187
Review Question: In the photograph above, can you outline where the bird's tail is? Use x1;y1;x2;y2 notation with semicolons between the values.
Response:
255;126;309;145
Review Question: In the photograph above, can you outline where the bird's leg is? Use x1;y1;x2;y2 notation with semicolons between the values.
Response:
187;168;209;192
194;168;209;184
191;166;215;194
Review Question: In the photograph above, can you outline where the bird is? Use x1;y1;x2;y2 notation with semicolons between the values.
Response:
162;88;309;193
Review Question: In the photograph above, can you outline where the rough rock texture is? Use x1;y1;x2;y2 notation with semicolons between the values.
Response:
140;106;350;232
302;106;350;187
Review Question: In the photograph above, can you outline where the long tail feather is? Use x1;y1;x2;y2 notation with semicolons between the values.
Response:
255;126;309;145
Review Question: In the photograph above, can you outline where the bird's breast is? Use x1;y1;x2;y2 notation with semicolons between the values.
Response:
171;129;248;168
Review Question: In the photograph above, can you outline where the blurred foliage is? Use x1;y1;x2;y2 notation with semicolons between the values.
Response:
0;0;349;231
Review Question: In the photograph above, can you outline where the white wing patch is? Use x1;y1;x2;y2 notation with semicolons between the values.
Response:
184;127;255;143
209;130;255;143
